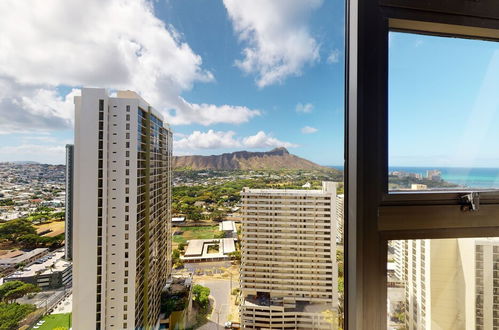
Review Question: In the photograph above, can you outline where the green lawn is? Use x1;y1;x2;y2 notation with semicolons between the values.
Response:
173;235;187;244
172;226;221;246
35;313;71;330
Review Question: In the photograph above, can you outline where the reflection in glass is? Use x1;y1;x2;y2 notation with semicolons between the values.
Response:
388;238;499;329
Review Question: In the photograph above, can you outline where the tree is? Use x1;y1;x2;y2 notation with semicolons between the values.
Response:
52;211;65;220
35;206;54;213
210;209;226;222
0;199;15;206
3;283;40;303
228;250;241;261
0;302;36;330
192;284;210;309
172;249;183;268
18;234;41;249
187;208;203;221
0;219;36;243
0;282;24;301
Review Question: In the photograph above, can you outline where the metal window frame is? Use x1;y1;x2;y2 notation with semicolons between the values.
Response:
346;1;499;329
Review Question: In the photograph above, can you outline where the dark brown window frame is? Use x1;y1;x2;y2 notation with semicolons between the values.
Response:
346;1;499;329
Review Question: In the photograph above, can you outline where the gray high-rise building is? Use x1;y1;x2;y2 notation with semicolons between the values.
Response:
65;144;74;260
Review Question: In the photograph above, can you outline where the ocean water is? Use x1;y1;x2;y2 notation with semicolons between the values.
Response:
329;165;499;188
391;167;499;189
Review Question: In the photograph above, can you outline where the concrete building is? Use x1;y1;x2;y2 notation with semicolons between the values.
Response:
73;88;173;330
65;144;74;260
240;182;339;329
182;238;237;262
220;220;237;238
5;250;71;290
410;184;427;190
0;248;49;275
393;238;499;330
426;169;442;181
336;194;344;244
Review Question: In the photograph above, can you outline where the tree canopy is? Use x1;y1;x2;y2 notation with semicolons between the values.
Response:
192;284;210;309
0;302;36;330
0;281;40;303
0;219;36;243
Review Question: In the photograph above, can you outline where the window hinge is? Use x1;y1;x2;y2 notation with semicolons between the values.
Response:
461;192;479;212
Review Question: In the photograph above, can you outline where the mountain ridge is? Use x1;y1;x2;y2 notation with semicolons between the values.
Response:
173;148;333;171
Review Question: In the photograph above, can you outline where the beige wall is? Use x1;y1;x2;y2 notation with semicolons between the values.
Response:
240;182;339;329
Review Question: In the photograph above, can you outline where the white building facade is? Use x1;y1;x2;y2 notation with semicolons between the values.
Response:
240;182;339;329
73;88;172;329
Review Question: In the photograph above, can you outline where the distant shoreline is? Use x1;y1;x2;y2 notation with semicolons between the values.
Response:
327;165;499;188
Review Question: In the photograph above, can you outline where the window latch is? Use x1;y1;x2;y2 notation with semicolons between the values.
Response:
461;192;479;212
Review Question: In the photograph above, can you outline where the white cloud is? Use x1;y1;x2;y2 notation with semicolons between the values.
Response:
242;131;298;149
0;76;78;134
166;98;260;126
0;0;258;129
327;49;340;64
223;0;323;88
0;144;66;164
296;102;314;113
174;130;297;152
175;130;241;150
301;126;318;134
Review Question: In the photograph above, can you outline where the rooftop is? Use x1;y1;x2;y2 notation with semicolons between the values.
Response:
0;248;49;267
6;251;70;278
220;220;236;232
182;238;237;261
242;182;337;196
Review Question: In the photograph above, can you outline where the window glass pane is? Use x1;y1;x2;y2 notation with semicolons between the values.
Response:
388;238;499;329
389;32;499;191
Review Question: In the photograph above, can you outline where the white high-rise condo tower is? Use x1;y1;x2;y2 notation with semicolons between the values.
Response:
73;88;172;329
240;182;339;329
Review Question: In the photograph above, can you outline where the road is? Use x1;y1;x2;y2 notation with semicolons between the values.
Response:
196;279;231;330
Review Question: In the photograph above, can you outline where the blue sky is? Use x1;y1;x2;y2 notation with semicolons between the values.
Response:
390;32;499;167
0;1;497;167
0;0;345;165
